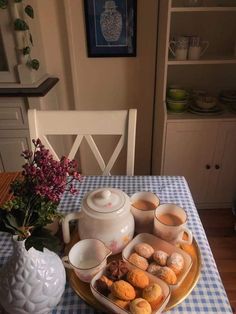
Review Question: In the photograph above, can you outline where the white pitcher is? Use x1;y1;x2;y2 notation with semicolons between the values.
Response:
62;187;135;255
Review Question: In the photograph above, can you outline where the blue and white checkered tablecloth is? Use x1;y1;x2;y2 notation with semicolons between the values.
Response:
0;176;233;314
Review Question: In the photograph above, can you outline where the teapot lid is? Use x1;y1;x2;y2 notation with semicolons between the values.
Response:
82;188;130;218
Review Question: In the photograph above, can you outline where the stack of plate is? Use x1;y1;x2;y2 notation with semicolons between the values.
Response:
219;90;236;113
189;102;224;115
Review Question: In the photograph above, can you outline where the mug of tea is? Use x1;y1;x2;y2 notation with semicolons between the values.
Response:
62;239;112;283
153;203;193;245
130;192;160;234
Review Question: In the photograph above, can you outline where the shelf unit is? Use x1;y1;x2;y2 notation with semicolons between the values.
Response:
171;7;236;12
152;0;236;208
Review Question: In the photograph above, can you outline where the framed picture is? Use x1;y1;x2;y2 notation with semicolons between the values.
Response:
84;0;137;57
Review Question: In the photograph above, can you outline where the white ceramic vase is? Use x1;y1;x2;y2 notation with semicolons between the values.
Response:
0;236;66;314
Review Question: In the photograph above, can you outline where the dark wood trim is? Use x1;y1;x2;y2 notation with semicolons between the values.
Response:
0;77;59;97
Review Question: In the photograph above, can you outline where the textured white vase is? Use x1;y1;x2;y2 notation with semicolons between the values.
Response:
0;236;66;314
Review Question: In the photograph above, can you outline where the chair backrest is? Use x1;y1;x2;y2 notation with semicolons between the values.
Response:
27;109;137;175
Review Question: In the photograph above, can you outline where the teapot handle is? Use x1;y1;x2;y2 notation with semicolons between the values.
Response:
62;212;83;243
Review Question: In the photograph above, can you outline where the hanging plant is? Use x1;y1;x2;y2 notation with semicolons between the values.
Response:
0;0;40;71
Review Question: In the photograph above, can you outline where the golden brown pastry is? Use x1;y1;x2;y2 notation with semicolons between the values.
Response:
128;253;149;271
167;252;184;275
152;250;169;266
108;293;130;310
134;242;154;259
129;298;152;314
156;266;177;285
127;268;149;289
142;283;163;310
147;262;161;275
111;280;136;301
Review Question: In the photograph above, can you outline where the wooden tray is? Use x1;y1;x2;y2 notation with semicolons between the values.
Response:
65;231;201;312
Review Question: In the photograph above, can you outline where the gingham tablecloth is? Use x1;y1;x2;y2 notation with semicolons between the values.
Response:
0;176;233;314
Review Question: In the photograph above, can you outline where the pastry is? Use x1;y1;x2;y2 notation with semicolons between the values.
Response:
153;250;169;266
127;268;149;289
106;260;129;280
111;280;136;301
134;242;154;259
156;266;177;285
108;293;130;310
147;262;161;275
129;298;152;314
142;283;163;310
167;252;184;275
128;253;149;271
95;275;113;295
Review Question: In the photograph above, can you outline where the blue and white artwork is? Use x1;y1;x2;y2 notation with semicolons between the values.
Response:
84;0;136;57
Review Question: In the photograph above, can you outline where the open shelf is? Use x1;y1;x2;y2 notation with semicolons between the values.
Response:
0;77;59;97
171;7;236;12
168;57;236;65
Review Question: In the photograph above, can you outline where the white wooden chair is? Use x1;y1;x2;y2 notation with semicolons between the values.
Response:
27;109;137;175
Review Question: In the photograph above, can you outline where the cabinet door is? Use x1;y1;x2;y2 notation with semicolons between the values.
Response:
163;121;218;204
211;122;236;205
0;130;30;172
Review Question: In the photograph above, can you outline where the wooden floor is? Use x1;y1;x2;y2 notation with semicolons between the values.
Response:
198;208;236;313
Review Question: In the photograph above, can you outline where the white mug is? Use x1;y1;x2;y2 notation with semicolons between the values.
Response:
130;191;160;234
153;203;193;245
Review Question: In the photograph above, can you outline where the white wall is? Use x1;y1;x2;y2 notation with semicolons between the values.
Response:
36;0;158;174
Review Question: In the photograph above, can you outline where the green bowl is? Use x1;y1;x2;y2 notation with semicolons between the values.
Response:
168;89;189;101
167;100;187;111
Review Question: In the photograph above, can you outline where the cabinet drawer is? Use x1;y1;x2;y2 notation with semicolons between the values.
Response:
0;129;30;171
0;101;28;129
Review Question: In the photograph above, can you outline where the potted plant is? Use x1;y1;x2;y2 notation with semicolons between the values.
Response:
0;0;40;71
0;138;81;314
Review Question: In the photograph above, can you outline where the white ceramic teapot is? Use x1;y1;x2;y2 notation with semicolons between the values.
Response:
62;188;135;254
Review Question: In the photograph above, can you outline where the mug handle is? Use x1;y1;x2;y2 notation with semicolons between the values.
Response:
178;227;193;245
62;256;73;269
62;211;83;243
200;41;209;56
169;40;176;57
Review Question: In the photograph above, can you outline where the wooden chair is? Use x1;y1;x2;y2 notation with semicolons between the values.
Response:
27;109;137;175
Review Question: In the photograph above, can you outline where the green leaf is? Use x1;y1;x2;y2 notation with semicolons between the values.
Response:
25;5;34;18
25;228;61;253
5;213;19;229
14;18;29;31
30;59;40;70
23;46;30;55
0;0;8;9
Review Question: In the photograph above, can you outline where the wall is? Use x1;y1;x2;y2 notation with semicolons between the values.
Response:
36;0;158;174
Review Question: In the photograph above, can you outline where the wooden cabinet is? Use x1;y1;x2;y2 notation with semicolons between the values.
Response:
0;130;30;172
152;0;236;208
0;98;30;172
163;119;236;208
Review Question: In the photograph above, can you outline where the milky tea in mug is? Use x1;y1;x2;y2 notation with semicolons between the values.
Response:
131;192;160;234
154;204;193;245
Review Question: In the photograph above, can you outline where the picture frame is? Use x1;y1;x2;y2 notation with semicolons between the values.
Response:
84;0;137;57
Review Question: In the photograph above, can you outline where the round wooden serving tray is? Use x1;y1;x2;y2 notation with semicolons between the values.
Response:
65;232;201;312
